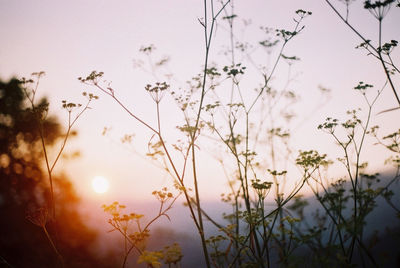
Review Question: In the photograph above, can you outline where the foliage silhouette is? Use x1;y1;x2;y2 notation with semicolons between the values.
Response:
0;78;115;268
80;1;400;267
1;1;399;267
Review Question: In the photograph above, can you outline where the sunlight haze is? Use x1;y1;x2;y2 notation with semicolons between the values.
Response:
1;0;399;201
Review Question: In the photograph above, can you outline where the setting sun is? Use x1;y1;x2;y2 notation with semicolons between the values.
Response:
1;0;399;266
91;176;109;194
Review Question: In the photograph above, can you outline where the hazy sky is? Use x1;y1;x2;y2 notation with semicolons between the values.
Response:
1;0;399;204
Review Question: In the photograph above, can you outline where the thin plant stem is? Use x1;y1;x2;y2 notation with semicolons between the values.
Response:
324;0;400;107
42;225;64;267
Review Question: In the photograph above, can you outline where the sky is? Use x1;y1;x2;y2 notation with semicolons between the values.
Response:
1;0;399;208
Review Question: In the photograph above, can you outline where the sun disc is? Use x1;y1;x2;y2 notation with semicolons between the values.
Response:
92;176;109;194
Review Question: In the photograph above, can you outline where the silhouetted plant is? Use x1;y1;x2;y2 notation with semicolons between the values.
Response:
0;77;112;267
325;0;400;110
77;1;399;267
102;187;181;268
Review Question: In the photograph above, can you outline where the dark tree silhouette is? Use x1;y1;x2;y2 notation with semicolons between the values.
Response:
0;78;115;267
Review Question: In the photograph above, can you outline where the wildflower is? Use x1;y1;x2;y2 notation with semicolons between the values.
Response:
163;243;183;265
26;207;48;227
138;251;163;268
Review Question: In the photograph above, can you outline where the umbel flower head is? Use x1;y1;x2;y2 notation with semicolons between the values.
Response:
26;207;49;227
364;0;395;19
145;82;170;103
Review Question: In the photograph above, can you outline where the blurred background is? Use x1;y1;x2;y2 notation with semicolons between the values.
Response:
1;0;399;267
